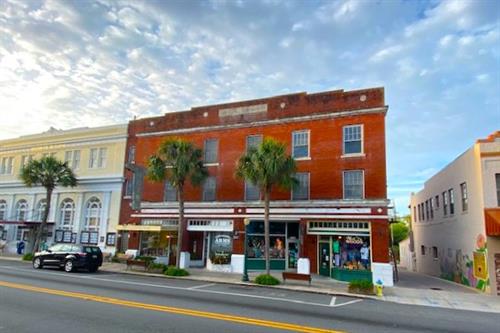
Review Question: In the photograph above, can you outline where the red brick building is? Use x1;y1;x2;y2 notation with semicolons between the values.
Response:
118;87;390;282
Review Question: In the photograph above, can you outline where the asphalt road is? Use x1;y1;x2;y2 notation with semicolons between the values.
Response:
0;259;497;333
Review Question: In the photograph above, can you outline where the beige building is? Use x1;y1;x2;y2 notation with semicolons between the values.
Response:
0;125;127;255
406;131;500;295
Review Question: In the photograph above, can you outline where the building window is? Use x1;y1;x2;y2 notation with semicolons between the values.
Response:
292;172;309;200
124;176;134;197
460;182;468;212
421;245;426;255
21;155;33;168
449;188;455;215
430;198;434;219
496;174;500;207
245;180;260;201
413;206;417;223
425;200;429;220
85;197;101;232
89;149;98;168
164;181;177;201
432;246;438;259
59;198;75;229
15;200;28;221
64;150;80;170
204;139;218;164
292;130;309;159
35;199;47;221
0;157;14;175
435;195;439;208
202;176;216;201
246;135;263;152
128;145;136;164
0;200;6;221
89;148;107;168
443;191;448;216
343;170;364;199
343;125;362;155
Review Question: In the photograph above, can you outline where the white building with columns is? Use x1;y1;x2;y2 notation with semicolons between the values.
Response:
0;125;127;255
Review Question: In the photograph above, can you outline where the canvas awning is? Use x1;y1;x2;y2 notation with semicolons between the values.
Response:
115;224;177;232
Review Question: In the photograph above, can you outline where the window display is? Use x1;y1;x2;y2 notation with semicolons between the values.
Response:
332;235;370;270
209;232;232;264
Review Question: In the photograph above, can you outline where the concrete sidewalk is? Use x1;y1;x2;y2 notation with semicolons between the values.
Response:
2;255;500;313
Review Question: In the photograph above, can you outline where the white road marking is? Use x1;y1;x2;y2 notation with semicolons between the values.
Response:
329;296;336;306
0;265;363;309
188;283;216;290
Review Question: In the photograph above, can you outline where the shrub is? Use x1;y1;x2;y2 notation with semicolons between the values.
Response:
148;263;168;272
209;252;231;265
135;255;156;264
348;279;374;295
254;274;280;285
22;253;34;261
165;266;189;276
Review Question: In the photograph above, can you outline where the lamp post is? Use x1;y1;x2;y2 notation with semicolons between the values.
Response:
242;218;250;282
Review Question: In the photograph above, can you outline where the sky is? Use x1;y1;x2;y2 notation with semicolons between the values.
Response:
0;0;499;214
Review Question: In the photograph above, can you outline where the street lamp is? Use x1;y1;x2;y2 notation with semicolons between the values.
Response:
242;218;250;282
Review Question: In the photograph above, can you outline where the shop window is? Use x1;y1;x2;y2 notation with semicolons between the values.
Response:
202;176;216;201
343;170;364;199
246;221;286;260
460;182;468;212
209;232;232;264
245;180;259;201
343;125;362;155
331;235;371;270
421;245;426;255
106;233;116;246
292;130;309;159
80;231;99;245
292;172;309;200
164;181;177;201
0;200;6;221
246;135;262;152
448;188;454;215
204;139;218;164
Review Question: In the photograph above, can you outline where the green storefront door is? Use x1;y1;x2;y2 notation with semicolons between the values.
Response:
318;242;330;277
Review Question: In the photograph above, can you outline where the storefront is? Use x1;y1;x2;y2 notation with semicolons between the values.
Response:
187;220;234;270
116;219;178;265
309;221;372;282
245;220;299;270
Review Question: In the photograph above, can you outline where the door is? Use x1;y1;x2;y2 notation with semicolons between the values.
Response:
287;239;298;269
495;254;500;296
318;241;331;276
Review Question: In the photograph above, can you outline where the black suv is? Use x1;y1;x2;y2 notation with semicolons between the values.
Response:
32;244;103;273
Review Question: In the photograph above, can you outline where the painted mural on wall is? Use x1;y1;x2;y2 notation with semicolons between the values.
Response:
439;234;489;292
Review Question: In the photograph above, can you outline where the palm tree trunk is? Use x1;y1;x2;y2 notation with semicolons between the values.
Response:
33;187;53;252
264;191;270;275
176;187;184;268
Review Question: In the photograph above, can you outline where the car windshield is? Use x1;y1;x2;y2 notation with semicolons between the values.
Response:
83;247;101;254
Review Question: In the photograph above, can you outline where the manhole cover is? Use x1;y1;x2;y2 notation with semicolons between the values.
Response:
430;287;442;291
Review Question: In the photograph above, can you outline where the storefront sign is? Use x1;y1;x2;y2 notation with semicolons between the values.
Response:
473;251;487;280
345;236;364;245
187;220;233;232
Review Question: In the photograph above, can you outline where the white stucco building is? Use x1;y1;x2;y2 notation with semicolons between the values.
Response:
407;131;500;295
0;125;127;255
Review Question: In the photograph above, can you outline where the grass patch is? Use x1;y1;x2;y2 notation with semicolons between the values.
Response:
165;266;189;276
22;253;34;261
348;279;375;295
254;274;280;285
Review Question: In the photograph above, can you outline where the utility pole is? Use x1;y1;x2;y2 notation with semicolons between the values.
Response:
389;199;399;283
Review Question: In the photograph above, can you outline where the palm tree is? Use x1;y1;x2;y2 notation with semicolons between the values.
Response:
236;138;298;275
20;156;77;252
147;138;208;268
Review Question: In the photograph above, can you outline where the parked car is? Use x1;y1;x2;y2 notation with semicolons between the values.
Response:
32;244;103;273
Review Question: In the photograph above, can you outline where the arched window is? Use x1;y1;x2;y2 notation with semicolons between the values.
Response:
35;199;47;221
0;200;7;221
16;200;28;221
85;197;101;231
59;198;75;229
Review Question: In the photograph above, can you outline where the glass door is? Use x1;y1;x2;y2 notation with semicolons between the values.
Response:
318;240;331;276
287;239;298;269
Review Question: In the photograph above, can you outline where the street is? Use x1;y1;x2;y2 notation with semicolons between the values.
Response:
0;259;497;333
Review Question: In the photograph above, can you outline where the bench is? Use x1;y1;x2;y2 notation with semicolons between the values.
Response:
126;259;148;271
282;272;311;286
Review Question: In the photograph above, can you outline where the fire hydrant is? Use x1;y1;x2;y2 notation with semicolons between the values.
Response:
375;279;384;297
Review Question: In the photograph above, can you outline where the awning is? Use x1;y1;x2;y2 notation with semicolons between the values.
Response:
115;224;177;232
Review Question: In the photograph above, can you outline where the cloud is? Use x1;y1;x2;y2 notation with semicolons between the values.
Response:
0;0;498;215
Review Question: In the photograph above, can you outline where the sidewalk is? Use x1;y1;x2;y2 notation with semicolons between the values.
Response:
2;255;500;313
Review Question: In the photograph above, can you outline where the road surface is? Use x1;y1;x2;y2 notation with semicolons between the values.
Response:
0;259;496;333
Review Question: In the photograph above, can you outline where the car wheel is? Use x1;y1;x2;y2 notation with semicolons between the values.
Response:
64;260;74;273
32;257;43;269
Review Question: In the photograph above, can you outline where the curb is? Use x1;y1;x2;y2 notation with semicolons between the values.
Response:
99;267;378;301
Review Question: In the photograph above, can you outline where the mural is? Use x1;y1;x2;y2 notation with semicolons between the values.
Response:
439;234;489;292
